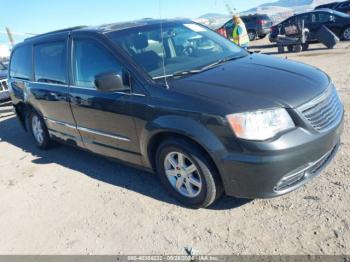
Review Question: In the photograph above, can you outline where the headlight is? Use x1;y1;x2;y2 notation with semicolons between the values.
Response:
226;108;295;141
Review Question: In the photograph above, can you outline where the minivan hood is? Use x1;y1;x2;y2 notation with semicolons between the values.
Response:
170;53;330;110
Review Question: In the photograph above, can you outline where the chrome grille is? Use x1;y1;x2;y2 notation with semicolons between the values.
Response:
299;87;343;132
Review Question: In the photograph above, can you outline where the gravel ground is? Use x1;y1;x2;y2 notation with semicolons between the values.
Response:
0;38;349;255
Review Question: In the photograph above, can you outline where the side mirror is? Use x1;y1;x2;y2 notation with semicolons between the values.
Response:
94;72;130;92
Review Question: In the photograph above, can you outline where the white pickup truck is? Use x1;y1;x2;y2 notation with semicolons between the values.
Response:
0;62;9;102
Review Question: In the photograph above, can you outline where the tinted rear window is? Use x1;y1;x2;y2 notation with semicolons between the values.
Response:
242;15;270;22
34;41;67;84
259;15;271;20
10;45;32;80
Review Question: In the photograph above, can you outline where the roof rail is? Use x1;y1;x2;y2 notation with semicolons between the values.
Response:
25;26;87;41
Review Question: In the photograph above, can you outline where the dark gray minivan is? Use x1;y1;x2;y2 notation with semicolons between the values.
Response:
8;19;344;208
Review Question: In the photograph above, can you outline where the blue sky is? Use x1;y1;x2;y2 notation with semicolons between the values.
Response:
0;0;270;44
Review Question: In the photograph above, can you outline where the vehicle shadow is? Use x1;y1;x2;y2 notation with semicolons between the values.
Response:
0;116;251;210
261;46;332;55
249;43;277;49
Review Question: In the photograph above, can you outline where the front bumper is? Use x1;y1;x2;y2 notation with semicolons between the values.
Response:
0;91;10;101
218;115;344;199
0;79;10;101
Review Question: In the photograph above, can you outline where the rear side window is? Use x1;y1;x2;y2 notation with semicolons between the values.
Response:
10;45;32;80
312;13;331;23
224;20;234;29
242;16;252;23
34;41;67;84
72;39;122;88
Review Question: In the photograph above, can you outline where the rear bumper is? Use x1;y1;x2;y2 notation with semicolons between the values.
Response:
257;28;271;37
217;116;344;199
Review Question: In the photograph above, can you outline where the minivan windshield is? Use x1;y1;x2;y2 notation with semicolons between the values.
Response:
332;10;350;17
107;21;248;80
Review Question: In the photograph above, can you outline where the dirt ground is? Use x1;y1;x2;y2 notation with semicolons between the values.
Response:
0;38;349;255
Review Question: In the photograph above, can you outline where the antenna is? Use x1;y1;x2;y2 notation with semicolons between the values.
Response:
5;27;15;47
158;0;169;89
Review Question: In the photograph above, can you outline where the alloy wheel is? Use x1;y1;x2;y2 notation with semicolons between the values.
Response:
248;31;256;41
164;152;202;198
32;115;44;144
343;28;350;40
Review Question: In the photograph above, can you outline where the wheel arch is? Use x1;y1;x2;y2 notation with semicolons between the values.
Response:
13;102;38;132
341;25;350;40
139;115;226;177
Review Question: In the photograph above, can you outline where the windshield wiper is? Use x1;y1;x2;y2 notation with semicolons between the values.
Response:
180;55;246;75
153;69;201;80
153;55;246;81
202;55;246;70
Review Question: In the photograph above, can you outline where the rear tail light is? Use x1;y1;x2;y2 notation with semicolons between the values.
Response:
257;19;267;25
217;28;227;38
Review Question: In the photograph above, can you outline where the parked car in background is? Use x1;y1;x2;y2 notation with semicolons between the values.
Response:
217;14;273;41
270;9;350;42
0;62;9;102
335;1;350;14
8;19;343;208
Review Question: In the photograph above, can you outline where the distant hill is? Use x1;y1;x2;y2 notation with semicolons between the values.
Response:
196;0;342;28
259;0;314;8
250;0;339;12
198;13;228;19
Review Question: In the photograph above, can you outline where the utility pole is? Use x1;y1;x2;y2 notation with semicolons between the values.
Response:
224;0;237;16
5;27;15;47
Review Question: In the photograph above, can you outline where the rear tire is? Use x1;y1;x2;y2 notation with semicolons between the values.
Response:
29;111;51;149
302;43;309;51
293;44;302;52
278;44;284;53
156;138;223;208
248;30;257;41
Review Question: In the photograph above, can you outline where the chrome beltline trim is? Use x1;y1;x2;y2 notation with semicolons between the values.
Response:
30;82;146;97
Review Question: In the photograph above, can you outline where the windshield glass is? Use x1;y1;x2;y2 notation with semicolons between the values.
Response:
107;21;247;80
332;10;350;17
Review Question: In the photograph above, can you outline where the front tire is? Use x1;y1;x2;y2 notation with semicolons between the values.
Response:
302;43;309;51
29;111;51;149
156;138;223;208
342;27;350;41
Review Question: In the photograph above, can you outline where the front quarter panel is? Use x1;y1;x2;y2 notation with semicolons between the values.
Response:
134;85;242;170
